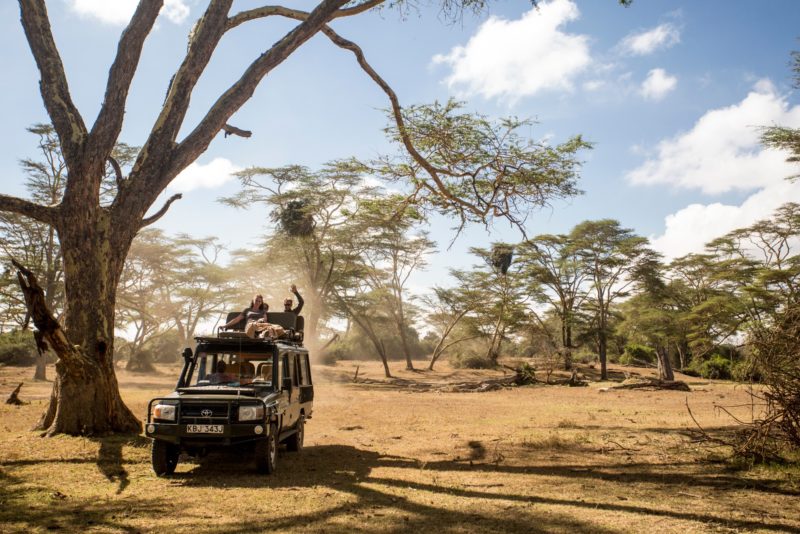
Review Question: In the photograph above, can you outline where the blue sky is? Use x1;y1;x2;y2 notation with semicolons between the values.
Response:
2;0;800;292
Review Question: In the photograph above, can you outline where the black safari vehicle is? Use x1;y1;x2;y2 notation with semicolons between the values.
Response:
145;311;313;476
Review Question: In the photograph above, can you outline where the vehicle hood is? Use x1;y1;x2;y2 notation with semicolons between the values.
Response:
174;387;280;402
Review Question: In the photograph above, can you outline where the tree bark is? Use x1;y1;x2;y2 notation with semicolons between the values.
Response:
656;345;675;382
563;322;573;371
15;235;141;436
395;300;414;370
33;353;47;381
598;329;608;381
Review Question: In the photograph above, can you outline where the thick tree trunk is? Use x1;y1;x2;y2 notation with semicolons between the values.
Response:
38;355;140;435
399;328;413;370
598;329;608;381
306;303;322;354
33;353;47;381
395;303;414;370
16;208;141;436
656;345;674;381
563;322;573;371
486;307;505;365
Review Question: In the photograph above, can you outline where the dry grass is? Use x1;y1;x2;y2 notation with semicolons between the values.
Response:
1;359;799;533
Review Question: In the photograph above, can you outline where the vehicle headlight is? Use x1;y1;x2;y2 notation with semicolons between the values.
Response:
238;405;264;421
153;404;176;421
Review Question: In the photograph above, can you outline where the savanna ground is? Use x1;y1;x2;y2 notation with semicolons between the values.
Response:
1;358;799;533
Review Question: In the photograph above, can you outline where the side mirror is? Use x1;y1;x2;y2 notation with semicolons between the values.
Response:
182;347;193;361
282;377;292;391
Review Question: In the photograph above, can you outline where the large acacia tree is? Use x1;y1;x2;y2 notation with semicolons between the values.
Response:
1;0;603;435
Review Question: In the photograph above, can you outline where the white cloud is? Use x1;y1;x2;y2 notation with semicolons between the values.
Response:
432;0;590;101
640;68;677;101
583;80;605;92
68;0;190;25
168;158;241;193
619;23;680;56
637;79;800;259
649;180;800;260
627;79;800;194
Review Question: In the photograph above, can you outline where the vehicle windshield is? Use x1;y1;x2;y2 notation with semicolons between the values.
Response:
190;350;275;388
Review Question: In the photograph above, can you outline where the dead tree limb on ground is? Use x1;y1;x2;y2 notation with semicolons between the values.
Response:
5;383;25;405
611;378;690;391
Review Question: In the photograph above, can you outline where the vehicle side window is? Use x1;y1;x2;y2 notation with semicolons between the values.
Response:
279;354;289;383
288;353;299;386
299;354;310;386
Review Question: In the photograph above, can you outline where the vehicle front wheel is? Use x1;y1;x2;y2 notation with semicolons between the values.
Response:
151;440;179;476
286;415;304;452
255;425;278;474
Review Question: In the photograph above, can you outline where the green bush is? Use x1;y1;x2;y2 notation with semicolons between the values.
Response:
450;352;495;369
619;343;656;366
732;358;762;382
573;349;597;365
0;330;37;366
688;354;732;380
144;332;182;363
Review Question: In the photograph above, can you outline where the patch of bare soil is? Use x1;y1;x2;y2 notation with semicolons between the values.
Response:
0;359;798;533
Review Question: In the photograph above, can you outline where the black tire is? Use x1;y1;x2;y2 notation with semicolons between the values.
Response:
286;415;304;452
255;425;278;474
152;440;179;476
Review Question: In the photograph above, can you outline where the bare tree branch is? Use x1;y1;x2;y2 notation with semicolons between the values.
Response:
88;1;162;161
222;124;252;138
0;194;58;226
232;3;483;221
18;0;87;168
132;0;234;181
226;0;384;30
108;156;123;188
140;193;183;228
167;0;350;181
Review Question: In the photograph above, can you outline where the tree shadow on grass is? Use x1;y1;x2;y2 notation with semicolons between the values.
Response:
168;444;799;532
94;435;149;494
2;434;149;495
0;466;168;533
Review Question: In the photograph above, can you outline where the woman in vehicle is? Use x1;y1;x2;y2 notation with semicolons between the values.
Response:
223;294;268;329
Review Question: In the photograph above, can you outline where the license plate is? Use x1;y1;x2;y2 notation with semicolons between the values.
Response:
186;424;224;434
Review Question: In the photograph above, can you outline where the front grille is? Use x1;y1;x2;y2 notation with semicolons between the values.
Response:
181;403;230;422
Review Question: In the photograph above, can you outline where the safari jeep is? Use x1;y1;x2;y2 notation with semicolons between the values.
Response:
145;312;313;476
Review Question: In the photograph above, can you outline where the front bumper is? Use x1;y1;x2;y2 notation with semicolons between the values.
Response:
145;421;269;446
146;396;276;447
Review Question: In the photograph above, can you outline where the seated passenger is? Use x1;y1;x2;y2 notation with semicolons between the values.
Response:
223;294;268;330
209;361;234;384
240;361;256;385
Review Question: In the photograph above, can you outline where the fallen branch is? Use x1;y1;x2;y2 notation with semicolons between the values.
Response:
5;383;26;405
604;439;640;452
686;397;729;447
611;378;690;391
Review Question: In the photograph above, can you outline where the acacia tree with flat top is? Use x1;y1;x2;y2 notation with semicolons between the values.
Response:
1;0;602;436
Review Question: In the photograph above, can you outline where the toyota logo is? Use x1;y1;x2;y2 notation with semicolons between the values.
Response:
201;409;213;418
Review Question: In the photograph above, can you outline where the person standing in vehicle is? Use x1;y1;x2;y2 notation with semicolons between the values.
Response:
224;294;268;329
283;284;304;315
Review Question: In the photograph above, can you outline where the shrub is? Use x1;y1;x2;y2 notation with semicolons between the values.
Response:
144;332;182;363
0;330;37;366
573;349;597;365
619;343;656;366
731;356;763;383
450;352;495;369
687;354;732;380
